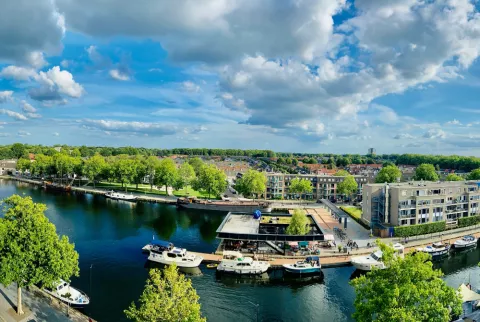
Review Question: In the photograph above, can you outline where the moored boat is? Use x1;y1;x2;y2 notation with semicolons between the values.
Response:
454;235;478;249
43;279;90;307
105;190;137;201
142;239;174;253
147;246;203;268
416;242;450;258
44;181;71;192
351;243;404;271
217;251;270;275
176;197;272;213
283;256;321;274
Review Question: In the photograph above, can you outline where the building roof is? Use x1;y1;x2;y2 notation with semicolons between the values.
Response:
365;180;480;188
218;214;260;234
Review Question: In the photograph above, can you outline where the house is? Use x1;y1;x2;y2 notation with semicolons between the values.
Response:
0;159;17;175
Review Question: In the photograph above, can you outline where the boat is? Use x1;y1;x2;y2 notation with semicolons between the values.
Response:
142;239;174;253
104;190;137;201
351;243;404;271
416;242;450;258
44;181;71;192
454;235;478;249
43;279;89;307
147;246;203;268
176;197;272;213
283;256;321;274
217;251;270;275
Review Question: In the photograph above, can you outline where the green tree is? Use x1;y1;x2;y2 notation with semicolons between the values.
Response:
10;143;26;159
125;264;205;322
193;164;227;199
145;156;160;191
71;148;81;158
83;154;106;187
30;154;54;177
235;169;267;199
132;157;147;189
413;164;439;181
351;241;462;322
444;173;463;181
188;157;204;176
375;165;402;183
155;158;178;196
177;162;196;194
0;195;79;315
53;154;75;184
288;177;313;200
114;157;136;192
467;168;480;180
16;158;31;173
286;209;309;235
334;170;349;176
337;175;358;199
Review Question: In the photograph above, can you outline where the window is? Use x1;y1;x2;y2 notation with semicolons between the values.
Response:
167;253;176;258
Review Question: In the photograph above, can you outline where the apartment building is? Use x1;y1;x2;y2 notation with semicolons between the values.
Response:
266;173;368;200
362;181;480;228
0;159;17;175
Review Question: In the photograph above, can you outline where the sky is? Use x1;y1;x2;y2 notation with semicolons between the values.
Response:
1;0;480;155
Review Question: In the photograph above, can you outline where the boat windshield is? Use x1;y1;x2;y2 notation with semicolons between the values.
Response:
370;253;380;261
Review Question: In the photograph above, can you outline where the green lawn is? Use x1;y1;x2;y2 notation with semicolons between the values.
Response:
85;182;218;199
341;206;362;220
260;215;314;225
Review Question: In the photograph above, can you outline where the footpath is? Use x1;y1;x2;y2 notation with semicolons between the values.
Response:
0;283;94;322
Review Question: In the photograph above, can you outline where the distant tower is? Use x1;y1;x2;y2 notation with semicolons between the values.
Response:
368;148;376;156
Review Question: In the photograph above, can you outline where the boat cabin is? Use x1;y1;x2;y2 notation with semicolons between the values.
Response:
166;247;188;258
150;240;174;253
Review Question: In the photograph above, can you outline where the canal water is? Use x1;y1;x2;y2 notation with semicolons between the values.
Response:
1;179;480;322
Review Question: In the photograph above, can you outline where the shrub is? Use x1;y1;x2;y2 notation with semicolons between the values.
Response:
458;215;480;228
394;221;446;237
341;206;370;230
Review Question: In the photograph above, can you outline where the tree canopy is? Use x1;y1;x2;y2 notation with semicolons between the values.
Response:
337;175;358;196
125;264;205;322
177;162;196;192
350;241;462;322
235;169;267;198
286;209;309;235
375;165;402;183
288;177;313;199
444;173;464;181
413;164;439;181
193;164;227;198
83;154;106;187
467;169;480;180
0;195;79;315
334;170;349;176
155;158;179;196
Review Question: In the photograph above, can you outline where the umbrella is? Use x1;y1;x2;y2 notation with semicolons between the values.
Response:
458;284;480;303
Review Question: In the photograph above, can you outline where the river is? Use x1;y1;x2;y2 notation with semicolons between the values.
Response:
0;179;479;322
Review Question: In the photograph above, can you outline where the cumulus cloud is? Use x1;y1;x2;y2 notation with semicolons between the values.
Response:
423;129;447;139
0;91;13;103
109;69;130;81
394;133;416;140
17;130;31;137
26;113;42;119
20;100;36;113
446;119;462;125
0;66;37;81
182;81;200;92
81;119;179;136
0;109;27;121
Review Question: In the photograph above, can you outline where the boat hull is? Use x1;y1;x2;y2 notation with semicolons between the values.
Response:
177;202;272;213
351;262;385;271
105;194;137;202
216;266;269;275
283;266;321;274
454;241;477;249
147;253;203;268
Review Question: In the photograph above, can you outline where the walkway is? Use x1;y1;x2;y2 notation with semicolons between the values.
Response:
0;284;93;322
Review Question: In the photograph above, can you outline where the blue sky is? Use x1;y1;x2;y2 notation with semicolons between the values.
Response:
1;0;480;155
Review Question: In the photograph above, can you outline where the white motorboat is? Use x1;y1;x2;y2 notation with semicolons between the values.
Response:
351;243;404;271
217;251;270;275
283;256;321;274
105;190;137;201
416;242;450;258
43;279;90;307
148;247;203;268
454;235;478;249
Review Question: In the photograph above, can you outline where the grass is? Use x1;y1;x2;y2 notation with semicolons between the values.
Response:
260;215;314;225
84;181;218;199
341;206;362;220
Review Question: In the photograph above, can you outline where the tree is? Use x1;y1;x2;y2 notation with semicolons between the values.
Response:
125;264;205;322
53;153;75;184
286;209;309;235
288;177;313;200
30;154;54;177
132;157;147;189
351;241;462;322
145;156;160;191
177;162;196;194
16;158;31;173
445;173;463;182
193;164;227;199
114;157;136;192
334;170;349;176
10;143;26;159
71;148;81;158
413;164;439;181
235;169;267;199
155;158;178;196
467;168;480;180
0;195;79;315
188;157;204;176
337;175;358;199
375;165;402;183
83;154;106;187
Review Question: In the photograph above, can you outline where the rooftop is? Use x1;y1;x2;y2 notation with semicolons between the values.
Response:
219;214;260;234
366;181;480;189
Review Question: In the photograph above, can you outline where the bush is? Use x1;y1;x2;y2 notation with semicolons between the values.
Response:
394;221;446;237
458;215;480;228
341;206;370;230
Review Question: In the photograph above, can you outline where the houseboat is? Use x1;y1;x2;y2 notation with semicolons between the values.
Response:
176;197;272;213
105;190;137;201
416;242;450;258
147;246;203;268
283;256;321;274
217;251;270;275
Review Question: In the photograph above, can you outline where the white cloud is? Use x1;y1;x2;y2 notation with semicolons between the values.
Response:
17;130;31;137
26;113;41;119
0;91;13;103
26;51;47;69
81;119;179;136
29;66;84;103
393;133;416;140
182;81;200;92
423;129;447;139
446;119;462;125
53;132;60;136
109;69;130;81
0;66;37;81
60;60;72;68
0;109;27;121
20;100;36;113
148;68;162;73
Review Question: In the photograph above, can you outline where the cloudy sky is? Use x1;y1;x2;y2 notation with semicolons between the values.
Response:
1;0;480;155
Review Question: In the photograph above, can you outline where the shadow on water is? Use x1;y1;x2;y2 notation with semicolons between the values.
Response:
144;260;203;277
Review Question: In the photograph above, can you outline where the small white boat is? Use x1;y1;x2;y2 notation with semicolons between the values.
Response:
43;280;90;307
416;242;450;258
351;243;404;271
148;247;203;268
105;190;137;201
454;235;478;249
217;251;270;275
283;256;321;274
